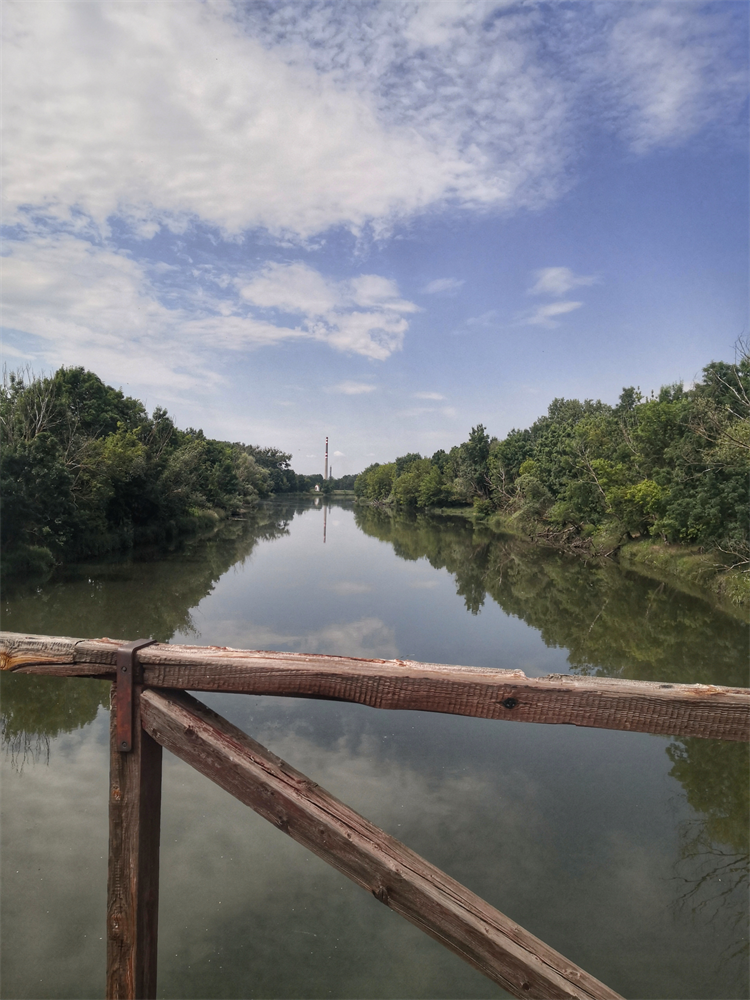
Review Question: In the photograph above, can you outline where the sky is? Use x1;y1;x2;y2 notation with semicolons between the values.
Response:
2;1;748;476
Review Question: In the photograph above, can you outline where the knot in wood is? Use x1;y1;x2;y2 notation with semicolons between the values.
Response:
373;884;389;904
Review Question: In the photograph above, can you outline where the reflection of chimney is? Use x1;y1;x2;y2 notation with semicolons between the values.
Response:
323;504;327;544
324;436;328;481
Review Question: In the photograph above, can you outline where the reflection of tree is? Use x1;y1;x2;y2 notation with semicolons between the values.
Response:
355;506;750;960
1;675;109;770
667;739;749;971
1;504;297;748
354;506;749;688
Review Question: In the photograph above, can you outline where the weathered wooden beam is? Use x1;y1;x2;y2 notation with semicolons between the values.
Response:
2;631;748;741
107;683;162;999
140;688;623;1000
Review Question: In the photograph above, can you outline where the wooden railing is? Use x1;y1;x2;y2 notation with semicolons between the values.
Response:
2;631;749;1000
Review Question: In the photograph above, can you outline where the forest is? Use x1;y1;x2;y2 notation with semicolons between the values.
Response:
0;366;321;575
354;351;750;570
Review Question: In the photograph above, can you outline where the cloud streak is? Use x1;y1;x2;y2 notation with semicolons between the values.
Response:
523;301;583;329
422;278;465;295
528;267;597;297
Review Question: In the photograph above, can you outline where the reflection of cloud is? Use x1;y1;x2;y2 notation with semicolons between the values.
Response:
326;581;372;595
301;617;398;659
179;616;396;660
408;580;440;590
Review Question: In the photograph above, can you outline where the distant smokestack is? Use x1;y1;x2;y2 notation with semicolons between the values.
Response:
324;437;328;481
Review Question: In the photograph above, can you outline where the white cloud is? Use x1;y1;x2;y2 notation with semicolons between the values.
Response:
6;1;740;246
2;3;462;240
1;236;416;390
601;4;748;153
333;450;345;457
0;342;33;360
528;267;597;297
240;262;417;360
523;301;583;328
465;310;499;328
413;392;445;400
422;278;465;294
329;381;377;395
2;0;744;384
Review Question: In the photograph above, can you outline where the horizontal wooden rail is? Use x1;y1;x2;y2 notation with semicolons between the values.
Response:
2;632;748;741
141;688;622;1000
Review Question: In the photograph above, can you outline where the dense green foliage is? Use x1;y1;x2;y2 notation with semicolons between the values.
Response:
1;366;308;573
355;353;750;561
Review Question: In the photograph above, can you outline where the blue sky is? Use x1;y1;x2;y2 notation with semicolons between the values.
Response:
2;1;748;476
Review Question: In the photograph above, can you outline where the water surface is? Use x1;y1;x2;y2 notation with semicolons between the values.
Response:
2;499;748;999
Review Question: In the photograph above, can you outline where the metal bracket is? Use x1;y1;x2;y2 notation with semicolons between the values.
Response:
116;639;157;752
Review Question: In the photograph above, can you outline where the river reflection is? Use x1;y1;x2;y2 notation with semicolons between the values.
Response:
1;499;747;999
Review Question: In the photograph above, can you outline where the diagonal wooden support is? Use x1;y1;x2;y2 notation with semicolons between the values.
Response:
107;680;162;1000
140;688;623;1000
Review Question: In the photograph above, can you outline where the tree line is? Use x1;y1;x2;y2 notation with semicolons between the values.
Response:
0;366;321;574
354;351;749;563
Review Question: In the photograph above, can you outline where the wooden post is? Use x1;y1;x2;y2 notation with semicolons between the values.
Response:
107;681;162;999
141;688;623;1000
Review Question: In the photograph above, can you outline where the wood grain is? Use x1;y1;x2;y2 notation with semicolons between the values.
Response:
2;632;748;741
107;684;162;999
140;688;623;1000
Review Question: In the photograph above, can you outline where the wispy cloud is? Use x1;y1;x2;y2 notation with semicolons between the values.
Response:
1;236;416;390
329;381;377;395
2;0;745;387
398;405;457;419
600;4;749;153
528;267;597;297
523;301;583;328
6;2;742;244
413;391;445;400
422;278;464;295
240;262;418;360
465;310;499;328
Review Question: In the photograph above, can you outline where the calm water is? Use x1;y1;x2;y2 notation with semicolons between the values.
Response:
1;498;748;1000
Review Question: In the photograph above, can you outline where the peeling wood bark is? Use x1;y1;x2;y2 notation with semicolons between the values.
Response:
107;685;162;1000
140;688;623;1000
2;632;748;742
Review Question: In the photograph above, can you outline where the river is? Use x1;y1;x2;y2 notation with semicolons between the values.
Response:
1;498;748;999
